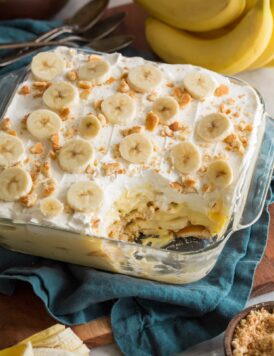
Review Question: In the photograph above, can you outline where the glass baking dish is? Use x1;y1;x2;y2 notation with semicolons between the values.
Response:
0;52;273;284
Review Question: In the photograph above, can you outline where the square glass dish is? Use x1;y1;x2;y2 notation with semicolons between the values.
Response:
0;47;273;284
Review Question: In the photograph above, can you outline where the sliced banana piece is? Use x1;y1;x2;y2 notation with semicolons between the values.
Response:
43;82;78;110
67;181;103;213
171;142;201;173
152;96;179;123
58;139;93;173
119;133;153;164
101;93;136;125
27;109;62;141
79;114;101;139
207;160;233;188
127;64;163;93
40;197;64;218
0;134;24;166
197;113;231;142
0;167;32;201
78;58;110;84
31;51;64;81
183;72;217;100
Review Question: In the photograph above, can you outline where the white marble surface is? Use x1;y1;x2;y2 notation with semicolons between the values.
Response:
55;2;274;355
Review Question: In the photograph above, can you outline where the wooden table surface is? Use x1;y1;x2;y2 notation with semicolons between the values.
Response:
0;2;273;350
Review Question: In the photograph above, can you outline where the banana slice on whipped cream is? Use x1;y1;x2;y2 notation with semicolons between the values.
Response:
197;113;231;142
183;71;217;99
31;52;64;81
40;197;64;218
127;64;163;93
171;142;201;174
67;181;103;213
43;82;78;110
78;58;110;84
58;139;93;173
27;109;62;141
119;133;153;164
101;93;136;125
0;134;24;167
0;167;32;201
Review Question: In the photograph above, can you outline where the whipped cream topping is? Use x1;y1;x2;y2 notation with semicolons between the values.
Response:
0;47;263;239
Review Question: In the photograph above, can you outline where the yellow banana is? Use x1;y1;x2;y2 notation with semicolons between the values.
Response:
19;324;65;346
249;0;274;68
196;0;258;39
0;342;33;356
245;0;258;12
265;58;274;65
135;0;246;32
145;0;272;74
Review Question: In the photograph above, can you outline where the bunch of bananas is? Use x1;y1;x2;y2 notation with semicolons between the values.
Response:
135;0;274;74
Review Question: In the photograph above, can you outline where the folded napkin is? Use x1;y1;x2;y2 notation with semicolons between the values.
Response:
0;20;273;356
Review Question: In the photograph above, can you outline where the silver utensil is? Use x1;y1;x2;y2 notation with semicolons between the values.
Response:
0;35;134;67
0;0;110;68
0;12;127;51
0;34;134;50
84;12;126;40
87;35;134;52
33;0;110;43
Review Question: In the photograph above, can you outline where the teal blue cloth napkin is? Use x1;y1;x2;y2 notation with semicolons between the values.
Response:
0;20;273;356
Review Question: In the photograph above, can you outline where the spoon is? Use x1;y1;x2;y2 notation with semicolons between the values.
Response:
0;12;127;51
0;0;110;67
0;35;134;67
34;0;110;43
83;12;126;40
0;34;134;51
88;35;134;52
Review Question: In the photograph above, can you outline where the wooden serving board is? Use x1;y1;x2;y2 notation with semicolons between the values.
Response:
0;2;274;351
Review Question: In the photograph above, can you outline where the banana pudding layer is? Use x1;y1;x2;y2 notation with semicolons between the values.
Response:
0;47;263;249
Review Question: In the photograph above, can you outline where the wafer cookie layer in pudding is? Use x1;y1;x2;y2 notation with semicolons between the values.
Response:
0;47;263;248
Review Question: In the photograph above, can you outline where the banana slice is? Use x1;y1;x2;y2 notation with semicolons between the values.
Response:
183;72;217;99
27;109;62;141
67;181;103;213
197;113;231;142
170;142;201;173
119;133;153;164
127;64;163;93
0;167;32;201
152;96;179;123
207;160;233;188
40;197;64;218
43;82;78;110
0;134;24;166
101;93;136;125
58;139;93;173
79;115;101;139
78;59;110;84
31;51;64;81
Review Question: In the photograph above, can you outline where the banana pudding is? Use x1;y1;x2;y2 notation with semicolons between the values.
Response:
0;47;263;249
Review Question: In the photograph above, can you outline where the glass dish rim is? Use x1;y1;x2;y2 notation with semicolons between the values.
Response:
0;47;271;258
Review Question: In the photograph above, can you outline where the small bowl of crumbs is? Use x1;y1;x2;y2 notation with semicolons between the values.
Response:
224;301;274;356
